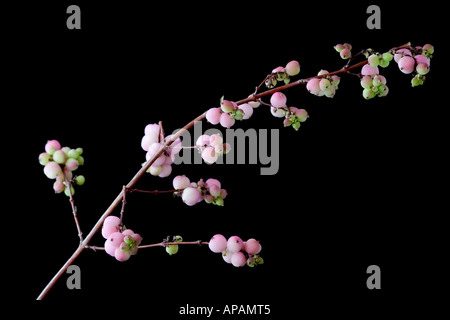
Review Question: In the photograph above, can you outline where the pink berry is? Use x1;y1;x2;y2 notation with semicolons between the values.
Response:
209;134;223;147
209;234;227;253
182;187;201;206
196;135;210;148
45;140;61;154
222;250;233;264
219;112;235;128
244;238;262;255
53;181;65;193
102;223;120;239
173;175;190;190
114;246;131;262
361;64;379;76
146;143;165;166
65;158;79;171
158;164;172;177
227;236;243;253
105;232;124;256
205;178;221;189
285;60;300;76
414;54;430;67
270;92;287;108
141;133;159;151
43;161;62;179
398;56;415;74
239;103;253;120
340;48;351;59
306;78;321;95
206;107;222;125
201;146;218;164
231;251;247;267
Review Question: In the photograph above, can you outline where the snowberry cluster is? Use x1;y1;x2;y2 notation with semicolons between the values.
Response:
205;98;257;129
102;216;142;262
306;70;341;98
196;133;231;164
141;123;182;178
393;44;433;87
39;139;85;196
265;60;301;88
360;65;389;100
269;92;309;130
173;176;227;206
208;234;263;267
334;43;352;59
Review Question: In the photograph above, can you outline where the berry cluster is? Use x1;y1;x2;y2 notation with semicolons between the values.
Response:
208;234;263;267
360;65;389;100
265;60;301;88
269;92;309;130
196;133;231;164
393;44;433;86
334;43;352;59
173;176;227;206
205;98;257;128
39;139;85;196
102;216;142;262
306;70;341;98
141;123;182;178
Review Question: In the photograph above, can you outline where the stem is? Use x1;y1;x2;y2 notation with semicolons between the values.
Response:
127;188;181;195
119;185;127;226
86;241;209;251
65;176;83;244
37;42;412;300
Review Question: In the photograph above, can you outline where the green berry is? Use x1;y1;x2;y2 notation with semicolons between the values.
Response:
166;245;179;255
52;150;67;164
75;175;85;186
363;88;376;100
368;54;380;67
382;52;393;62
39;153;51;166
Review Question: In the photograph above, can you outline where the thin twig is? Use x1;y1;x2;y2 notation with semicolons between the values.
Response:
64;176;83;244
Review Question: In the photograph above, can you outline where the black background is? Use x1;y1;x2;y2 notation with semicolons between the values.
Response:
6;0;447;317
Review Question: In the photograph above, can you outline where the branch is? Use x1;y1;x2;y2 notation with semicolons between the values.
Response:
86;240;208;251
37;42;412;300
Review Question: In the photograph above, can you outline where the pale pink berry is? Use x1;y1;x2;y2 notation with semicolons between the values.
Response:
361;64;379;76
158;164;172;177
196;135;211;148
227;236;243;252
239;103;253;119
222;250;233;264
285;60;300;76
209;134;223;147
209;234;227;253
205;178;221;189
306;78;321;95
244;238;262;255
182;187;201;206
53;181;65;193
202;146;218;164
146;143;165;166
270;92;287;108
220;112;235;128
206;107;222;125
231;251;247;267
65;158;79;171
173;175;190;190
102;223;119;239
105;232;124;256
114;246;131;262
44;161;62;179
340;48;351;59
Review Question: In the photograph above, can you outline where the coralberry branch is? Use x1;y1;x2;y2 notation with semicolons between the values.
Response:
37;41;434;300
